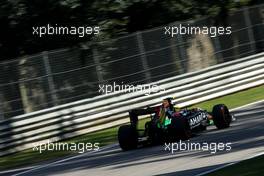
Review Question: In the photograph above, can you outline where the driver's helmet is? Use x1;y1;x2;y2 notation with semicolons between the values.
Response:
162;97;174;110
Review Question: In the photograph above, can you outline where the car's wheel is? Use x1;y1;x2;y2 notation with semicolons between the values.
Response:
118;125;138;150
169;117;191;141
212;104;231;129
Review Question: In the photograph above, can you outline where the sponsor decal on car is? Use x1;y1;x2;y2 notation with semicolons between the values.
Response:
189;112;207;128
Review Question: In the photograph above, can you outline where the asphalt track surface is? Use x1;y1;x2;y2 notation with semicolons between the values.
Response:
2;101;264;176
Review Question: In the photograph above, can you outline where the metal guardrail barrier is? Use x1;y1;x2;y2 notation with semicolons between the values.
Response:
0;52;263;156
1;5;264;120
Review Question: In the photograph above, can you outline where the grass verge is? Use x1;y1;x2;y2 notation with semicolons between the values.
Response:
0;85;263;171
206;154;264;176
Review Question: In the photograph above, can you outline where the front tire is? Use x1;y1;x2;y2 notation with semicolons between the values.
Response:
212;104;231;129
118;125;138;150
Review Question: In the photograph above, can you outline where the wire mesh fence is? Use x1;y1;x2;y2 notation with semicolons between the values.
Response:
0;5;264;119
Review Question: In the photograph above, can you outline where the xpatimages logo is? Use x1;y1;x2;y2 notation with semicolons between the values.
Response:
98;82;166;95
32;24;100;37
164;24;232;37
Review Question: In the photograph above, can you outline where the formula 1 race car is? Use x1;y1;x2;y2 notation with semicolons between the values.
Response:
118;98;233;150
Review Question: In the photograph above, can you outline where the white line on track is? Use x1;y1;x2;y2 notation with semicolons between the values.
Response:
194;99;264;176
230;99;264;111
7;99;264;176
195;152;264;176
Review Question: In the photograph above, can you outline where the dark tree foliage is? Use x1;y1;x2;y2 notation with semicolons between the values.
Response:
0;0;255;61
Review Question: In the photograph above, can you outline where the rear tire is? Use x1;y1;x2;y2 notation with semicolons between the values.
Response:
212;104;231;129
118;125;138;150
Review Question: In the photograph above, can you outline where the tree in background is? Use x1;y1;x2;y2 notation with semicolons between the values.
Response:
0;0;257;61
